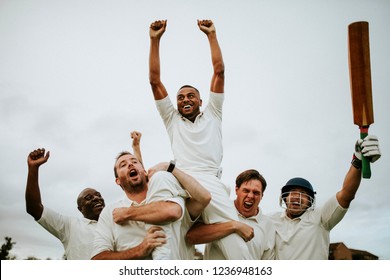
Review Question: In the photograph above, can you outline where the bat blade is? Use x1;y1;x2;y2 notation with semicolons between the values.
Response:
348;21;374;178
348;21;374;127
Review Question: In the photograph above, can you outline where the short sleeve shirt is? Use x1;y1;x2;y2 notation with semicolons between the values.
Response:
37;207;97;260
270;195;348;259
155;92;224;175
239;210;276;260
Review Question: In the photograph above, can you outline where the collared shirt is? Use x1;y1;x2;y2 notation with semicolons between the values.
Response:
205;208;276;260
155;92;224;176
37;206;97;260
91;197;150;259
92;172;186;259
269;195;348;260
237;209;276;260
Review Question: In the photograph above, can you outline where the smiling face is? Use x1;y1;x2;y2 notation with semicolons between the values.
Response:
284;187;312;219
77;188;105;221
234;179;263;218
114;153;147;195
176;86;202;122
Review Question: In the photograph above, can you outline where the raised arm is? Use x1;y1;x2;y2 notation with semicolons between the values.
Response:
186;220;254;245
336;135;381;208
25;148;50;220
198;19;225;94
92;226;166;260
148;162;211;219
149;20;169;100
131;131;143;167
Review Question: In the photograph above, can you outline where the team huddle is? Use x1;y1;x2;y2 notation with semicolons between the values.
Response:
25;20;381;260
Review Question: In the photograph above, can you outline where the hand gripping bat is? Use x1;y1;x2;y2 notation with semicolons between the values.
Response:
348;21;374;179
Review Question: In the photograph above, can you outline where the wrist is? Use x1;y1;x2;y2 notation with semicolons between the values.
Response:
351;154;362;170
167;160;175;173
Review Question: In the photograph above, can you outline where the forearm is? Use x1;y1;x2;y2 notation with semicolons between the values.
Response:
186;222;235;245
92;245;146;260
172;168;210;206
207;32;224;93
132;144;143;167
126;201;181;224
25;167;44;220
149;38;161;82
208;32;224;75
149;38;168;100
336;165;362;208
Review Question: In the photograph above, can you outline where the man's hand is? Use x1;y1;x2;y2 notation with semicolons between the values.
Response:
27;148;50;169
197;19;216;35
150;20;167;39
232;221;254;242
113;207;131;225
354;135;381;163
131;131;142;148
140;226;167;257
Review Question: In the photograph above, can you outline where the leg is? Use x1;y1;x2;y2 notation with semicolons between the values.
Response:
192;174;253;260
146;171;187;260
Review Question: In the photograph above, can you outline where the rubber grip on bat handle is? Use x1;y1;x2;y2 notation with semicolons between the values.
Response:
360;126;371;179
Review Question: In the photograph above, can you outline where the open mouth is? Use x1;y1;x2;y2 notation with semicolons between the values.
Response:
129;169;138;177
183;105;192;110
244;201;253;209
93;202;104;209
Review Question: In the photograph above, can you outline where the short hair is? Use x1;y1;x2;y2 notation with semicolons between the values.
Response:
178;84;200;94
235;169;267;192
114;151;133;178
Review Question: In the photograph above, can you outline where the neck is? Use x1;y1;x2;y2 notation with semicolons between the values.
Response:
125;189;147;204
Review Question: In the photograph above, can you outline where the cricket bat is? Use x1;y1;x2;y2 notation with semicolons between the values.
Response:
348;21;374;178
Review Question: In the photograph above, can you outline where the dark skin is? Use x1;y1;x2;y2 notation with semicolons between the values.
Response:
77;188;105;221
25;148;104;221
149;19;225;122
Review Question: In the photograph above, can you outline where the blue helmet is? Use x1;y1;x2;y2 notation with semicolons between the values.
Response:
281;177;316;200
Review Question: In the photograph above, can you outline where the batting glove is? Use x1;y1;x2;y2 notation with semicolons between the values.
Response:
354;135;381;163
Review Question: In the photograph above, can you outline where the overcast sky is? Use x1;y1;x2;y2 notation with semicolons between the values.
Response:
1;0;389;260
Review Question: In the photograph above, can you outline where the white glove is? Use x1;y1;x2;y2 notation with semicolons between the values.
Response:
354;135;381;163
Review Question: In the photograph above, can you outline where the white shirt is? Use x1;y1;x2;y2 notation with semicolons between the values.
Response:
37;207;97;260
269;195;348;260
178;209;199;260
205;208;276;260
92;172;186;259
155;92;224;176
238;210;275;260
91;197;151;259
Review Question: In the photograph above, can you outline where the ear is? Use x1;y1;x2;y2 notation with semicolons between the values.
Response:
77;206;82;213
235;185;239;194
115;177;120;185
199;99;203;106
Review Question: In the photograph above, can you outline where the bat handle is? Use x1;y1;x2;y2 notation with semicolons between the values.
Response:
360;126;371;179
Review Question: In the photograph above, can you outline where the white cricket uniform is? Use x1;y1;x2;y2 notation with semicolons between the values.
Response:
204;208;276;260
178;209;200;260
145;171;187;260
269;195;348;260
156;92;252;259
37;206;97;260
92;172;185;260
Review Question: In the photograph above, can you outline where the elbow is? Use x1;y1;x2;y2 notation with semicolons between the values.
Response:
165;204;183;222
214;62;225;77
202;193;212;208
26;204;43;221
149;72;161;86
149;79;162;93
185;231;198;245
336;191;355;209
